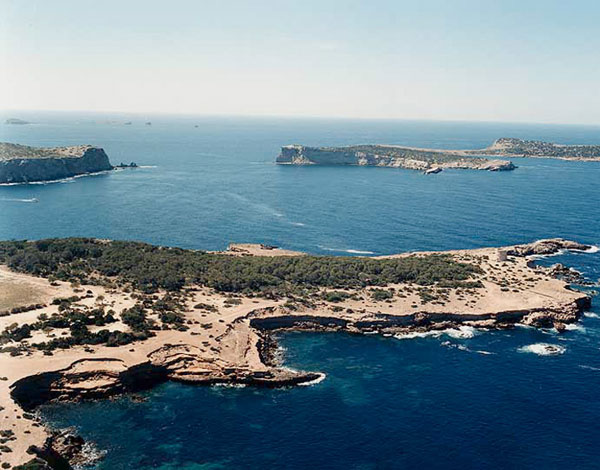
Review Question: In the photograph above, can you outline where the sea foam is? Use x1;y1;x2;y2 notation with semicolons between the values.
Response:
563;324;587;333
0;197;39;203
394;326;479;341
394;331;442;340
298;373;327;386
518;343;566;356
444;326;478;339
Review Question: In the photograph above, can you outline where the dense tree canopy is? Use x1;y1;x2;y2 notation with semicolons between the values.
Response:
0;238;482;294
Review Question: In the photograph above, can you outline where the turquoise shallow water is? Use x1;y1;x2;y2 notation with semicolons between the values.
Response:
2;112;600;469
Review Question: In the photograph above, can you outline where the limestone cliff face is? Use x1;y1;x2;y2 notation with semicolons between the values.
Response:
0;144;113;184
277;144;515;172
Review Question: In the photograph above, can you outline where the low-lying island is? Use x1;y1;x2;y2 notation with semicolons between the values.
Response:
276;138;600;172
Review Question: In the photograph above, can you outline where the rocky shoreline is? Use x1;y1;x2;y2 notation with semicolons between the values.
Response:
0;238;595;469
11;290;592;469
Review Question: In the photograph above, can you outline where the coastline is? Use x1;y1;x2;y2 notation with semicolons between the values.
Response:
0;238;595;468
0;169;116;187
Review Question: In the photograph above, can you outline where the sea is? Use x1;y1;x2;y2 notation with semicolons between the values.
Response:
1;111;600;469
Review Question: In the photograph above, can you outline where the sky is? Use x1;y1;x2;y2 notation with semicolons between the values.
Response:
1;0;599;124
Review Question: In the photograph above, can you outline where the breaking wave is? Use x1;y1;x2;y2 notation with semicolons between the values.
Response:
441;341;495;355
444;326;478;339
563;324;587;333
394;326;479;341
298;372;327;386
518;343;566;356
394;331;442;340
0;197;39;203
579;365;600;371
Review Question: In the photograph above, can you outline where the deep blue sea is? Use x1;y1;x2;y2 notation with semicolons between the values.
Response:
2;112;600;469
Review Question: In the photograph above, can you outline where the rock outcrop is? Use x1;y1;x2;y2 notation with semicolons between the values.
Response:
0;143;114;184
506;238;592;257
277;144;515;172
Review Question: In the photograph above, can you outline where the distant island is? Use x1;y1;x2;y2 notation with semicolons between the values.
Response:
0;143;137;184
4;118;30;125
0;237;592;468
472;137;600;161
277;138;600;172
277;144;516;172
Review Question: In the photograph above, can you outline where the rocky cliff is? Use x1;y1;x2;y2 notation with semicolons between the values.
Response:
277;144;515;172
0;143;114;184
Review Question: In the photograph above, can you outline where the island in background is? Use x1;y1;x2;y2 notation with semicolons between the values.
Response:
0;237;594;469
4;119;30;125
277;138;600;172
0;143;137;185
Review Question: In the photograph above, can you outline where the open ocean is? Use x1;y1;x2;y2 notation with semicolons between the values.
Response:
2;112;600;469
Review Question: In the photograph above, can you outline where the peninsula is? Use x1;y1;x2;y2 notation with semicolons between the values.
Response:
0;143;135;185
0;237;593;469
276;138;600;172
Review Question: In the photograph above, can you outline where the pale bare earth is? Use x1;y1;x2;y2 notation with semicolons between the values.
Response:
0;241;592;468
220;243;305;257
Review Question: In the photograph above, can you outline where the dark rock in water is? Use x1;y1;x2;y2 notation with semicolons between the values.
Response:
13;457;54;469
0;143;113;184
129;393;147;403
21;428;102;470
145;122;152;126
116;162;138;168
554;321;567;333
546;263;586;284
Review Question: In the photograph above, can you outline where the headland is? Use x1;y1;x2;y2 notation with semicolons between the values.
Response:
0;238;594;468
0;143;136;185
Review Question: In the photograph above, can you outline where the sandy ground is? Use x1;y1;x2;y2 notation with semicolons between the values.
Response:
0;242;590;467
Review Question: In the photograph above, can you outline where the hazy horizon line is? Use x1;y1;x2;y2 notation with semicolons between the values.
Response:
2;108;599;129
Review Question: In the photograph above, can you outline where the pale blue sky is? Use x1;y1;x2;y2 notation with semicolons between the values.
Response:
1;0;599;124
